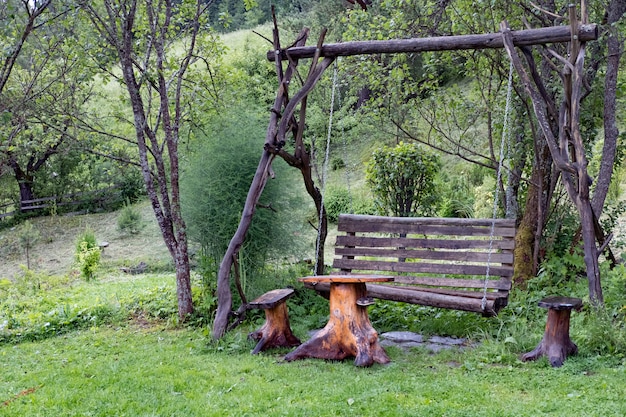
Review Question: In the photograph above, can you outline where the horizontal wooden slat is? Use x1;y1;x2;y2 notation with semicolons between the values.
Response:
333;258;514;278
335;235;516;251
334;246;514;264
339;213;516;228
303;281;506;316
390;276;512;290
338;214;516;237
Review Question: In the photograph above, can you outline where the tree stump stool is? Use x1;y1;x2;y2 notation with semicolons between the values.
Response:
248;288;301;354
521;296;583;367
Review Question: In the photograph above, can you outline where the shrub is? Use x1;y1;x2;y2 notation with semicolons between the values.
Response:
323;185;351;223
181;107;305;300
75;229;100;281
330;156;345;171
117;202;144;235
366;142;440;217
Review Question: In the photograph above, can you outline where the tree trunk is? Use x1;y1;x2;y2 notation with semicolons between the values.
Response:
174;247;193;318
590;0;626;215
17;176;36;212
85;0;198;322
521;296;581;367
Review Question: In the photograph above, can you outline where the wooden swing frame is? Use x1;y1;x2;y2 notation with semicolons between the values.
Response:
212;4;600;339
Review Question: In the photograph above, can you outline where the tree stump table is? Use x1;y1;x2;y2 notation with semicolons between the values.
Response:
521;296;583;367
248;288;301;354
284;275;393;367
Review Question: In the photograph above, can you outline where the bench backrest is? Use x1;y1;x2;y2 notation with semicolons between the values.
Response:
332;214;516;292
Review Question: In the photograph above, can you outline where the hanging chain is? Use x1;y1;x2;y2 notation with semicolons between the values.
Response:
482;61;514;311
336;64;354;214
314;60;339;275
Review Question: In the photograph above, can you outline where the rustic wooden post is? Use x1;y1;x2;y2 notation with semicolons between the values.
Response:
521;296;582;367
500;6;604;305
211;20;310;339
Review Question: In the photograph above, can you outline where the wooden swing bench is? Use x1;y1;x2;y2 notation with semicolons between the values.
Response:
305;214;516;316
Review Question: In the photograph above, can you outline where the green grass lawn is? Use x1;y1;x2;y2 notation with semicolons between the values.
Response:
2;206;626;416
2;323;625;417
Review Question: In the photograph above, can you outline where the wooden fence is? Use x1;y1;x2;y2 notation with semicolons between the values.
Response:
0;186;122;220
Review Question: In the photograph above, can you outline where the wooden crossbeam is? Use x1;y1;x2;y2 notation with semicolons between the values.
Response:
267;24;597;61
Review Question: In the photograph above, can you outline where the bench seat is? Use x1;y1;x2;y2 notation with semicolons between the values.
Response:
305;214;516;316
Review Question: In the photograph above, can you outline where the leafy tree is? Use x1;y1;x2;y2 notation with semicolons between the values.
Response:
340;1;625;295
366;142;440;217
0;1;133;213
0;0;52;95
80;0;224;320
0;0;77;210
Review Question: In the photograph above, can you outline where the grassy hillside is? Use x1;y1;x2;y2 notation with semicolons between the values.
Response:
0;201;169;280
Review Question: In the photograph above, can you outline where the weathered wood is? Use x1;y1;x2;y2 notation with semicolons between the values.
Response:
212;25;311;339
333;258;513;277
521;296;582;367
285;276;392;366
268;24;598;61
501;15;604;305
248;289;300;354
304;281;505;316
335;245;514;263
248;288;294;309
304;214;515;315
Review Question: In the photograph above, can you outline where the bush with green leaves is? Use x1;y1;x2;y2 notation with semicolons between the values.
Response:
117;202;144;235
366;141;440;217
75;229;101;281
181;107;306;297
323;185;351;223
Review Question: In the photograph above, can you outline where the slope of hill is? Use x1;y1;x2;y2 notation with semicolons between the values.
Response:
0;201;169;280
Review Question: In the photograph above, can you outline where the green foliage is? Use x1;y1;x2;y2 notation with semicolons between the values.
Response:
577;307;626;356
124;285;179;322
116;165;146;204
74;229;100;281
15;266;42;294
542;200;582;257
599;263;626;326
117;202;144;235
323;185;351;223
330;156;345;171
533;247;586;293
323;185;377;223
472;175;497;218
366;141;440;217
436;169;475;218
182;107;306;297
0;272;187;344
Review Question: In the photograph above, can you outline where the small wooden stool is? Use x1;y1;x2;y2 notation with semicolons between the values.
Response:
521;296;583;367
248;288;301;354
